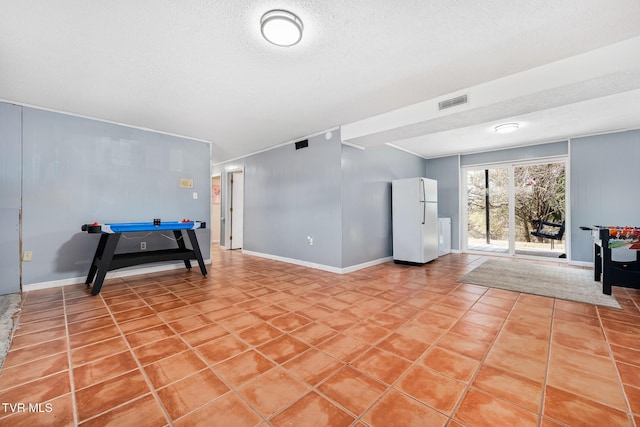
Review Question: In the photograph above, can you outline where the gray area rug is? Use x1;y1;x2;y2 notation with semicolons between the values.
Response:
458;260;621;309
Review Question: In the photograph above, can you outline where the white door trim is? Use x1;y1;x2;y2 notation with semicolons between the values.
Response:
223;167;244;250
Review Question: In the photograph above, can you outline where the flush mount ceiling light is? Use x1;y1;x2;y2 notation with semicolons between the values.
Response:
494;123;520;134
260;9;303;47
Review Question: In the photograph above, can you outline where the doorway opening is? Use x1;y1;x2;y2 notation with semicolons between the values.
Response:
211;175;221;246
225;170;244;250
463;159;567;259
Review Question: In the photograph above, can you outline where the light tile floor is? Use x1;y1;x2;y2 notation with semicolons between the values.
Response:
1;249;639;426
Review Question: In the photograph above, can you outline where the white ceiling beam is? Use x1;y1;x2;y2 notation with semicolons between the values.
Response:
340;36;640;147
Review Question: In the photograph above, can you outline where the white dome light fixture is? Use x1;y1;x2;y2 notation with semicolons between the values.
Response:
260;9;303;47
494;123;520;134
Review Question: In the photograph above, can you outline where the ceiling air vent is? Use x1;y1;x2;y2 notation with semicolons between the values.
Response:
295;139;309;150
438;94;468;111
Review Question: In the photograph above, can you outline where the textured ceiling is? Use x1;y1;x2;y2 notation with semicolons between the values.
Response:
1;1;640;162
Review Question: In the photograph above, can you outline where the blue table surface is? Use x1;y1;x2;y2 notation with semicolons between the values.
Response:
99;221;204;233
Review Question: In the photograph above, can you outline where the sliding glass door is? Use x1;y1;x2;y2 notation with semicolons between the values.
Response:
463;159;566;259
513;163;566;257
465;167;510;254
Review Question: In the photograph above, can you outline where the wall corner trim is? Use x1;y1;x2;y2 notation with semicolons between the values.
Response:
241;250;392;275
341;257;394;274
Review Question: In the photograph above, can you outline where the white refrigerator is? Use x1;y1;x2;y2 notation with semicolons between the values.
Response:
392;177;438;264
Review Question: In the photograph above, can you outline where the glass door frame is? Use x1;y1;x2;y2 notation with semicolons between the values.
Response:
461;156;569;259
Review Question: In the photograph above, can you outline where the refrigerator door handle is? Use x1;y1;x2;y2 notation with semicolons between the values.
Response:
420;179;426;224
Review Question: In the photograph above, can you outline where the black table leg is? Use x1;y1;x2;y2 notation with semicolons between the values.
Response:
602;241;612;296
187;229;207;276
594;243;602;282
173;230;192;270
86;234;109;285
90;233;121;296
83;225;208;297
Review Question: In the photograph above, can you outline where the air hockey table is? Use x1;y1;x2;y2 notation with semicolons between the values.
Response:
81;220;207;295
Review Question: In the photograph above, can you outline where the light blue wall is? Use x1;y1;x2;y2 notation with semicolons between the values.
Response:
20;107;211;285
426;155;460;250
0;104;21;208
213;131;427;269
243;133;343;267
0;103;22;294
341;144;426;266
570;129;640;262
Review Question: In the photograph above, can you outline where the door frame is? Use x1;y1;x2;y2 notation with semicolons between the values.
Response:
461;155;569;259
211;173;221;245
222;167;244;250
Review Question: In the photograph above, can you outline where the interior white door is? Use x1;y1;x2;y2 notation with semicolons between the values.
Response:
230;171;244;249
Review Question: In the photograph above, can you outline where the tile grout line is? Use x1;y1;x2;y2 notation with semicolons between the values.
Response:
62;287;80;427
544;298;638;425
0;290;74;424
259;310;374;424
194;277;407;425
129;279;273;426
538;298;556;427
334;276;495;425
239;297;351;420
152;286;255;421
244;256;552;424
440;288;519;425
81;281;175;426
597;292;638;427
233;278;399;423
258;293;400;425
320;276;441;424
198;298;308;425
224;302;354;425
349;289;461;425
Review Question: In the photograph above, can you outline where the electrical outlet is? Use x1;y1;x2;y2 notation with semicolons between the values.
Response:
140;242;146;250
23;251;32;262
307;236;313;246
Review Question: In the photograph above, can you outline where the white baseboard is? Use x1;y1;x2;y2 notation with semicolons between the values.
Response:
438;250;460;256
567;260;593;268
23;276;88;292
22;259;212;293
241;250;393;275
341;257;394;274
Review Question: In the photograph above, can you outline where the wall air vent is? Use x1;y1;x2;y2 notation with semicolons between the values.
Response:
438;94;468;111
295;139;309;150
